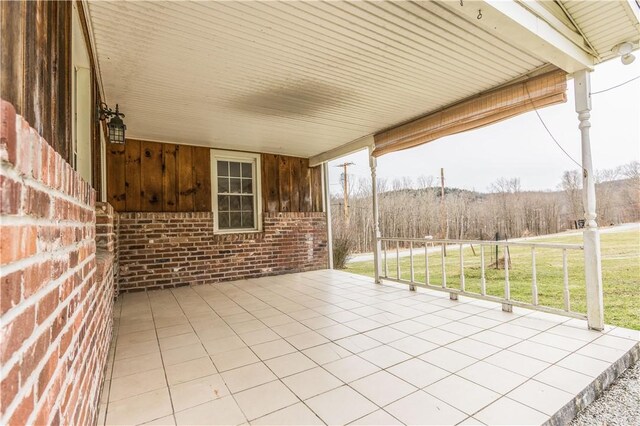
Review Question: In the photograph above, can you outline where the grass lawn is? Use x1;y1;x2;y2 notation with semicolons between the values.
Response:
345;228;640;330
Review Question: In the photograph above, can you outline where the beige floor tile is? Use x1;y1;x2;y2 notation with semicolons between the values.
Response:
507;380;574;415
351;370;417;406
389;319;428;335
364;326;408;344
166;357;217;386
558;353;611;377
484;350;550;378
359;345;412;369
251;402;324;425
282;367;343;400
250;339;297;360
289;309;323;321
389;335;438;356
265;352;316;378
285;331;330;350
159;333;200;351
156;324;193;339
529;332;585;352
547;324;603;342
469;330;521;349
335;334;382;353
425;375;500;415
106;388;173;426
201;335;247;356
272;321;311;338
349;409;403;425
220;362;277;393
211;347;259;372
169;374;229;412
344;317;383;333
115;340;160;361
174;395;246;425
303;342;352;365
534;365;594;394
387;358;451;388
385;390;467;425
456;417;486;425
231;319;268;334
261;314;296;327
438;321;484;338
234;380;298;420
457;361;528;395
491;323;540;339
576;343;626;362
111;351;163;379
117;329;158;346
316;324;359;340
326;310;362;323
324;355;381;383
509;340;571;364
592;334;639;351
162;343;207;366
474;396;547;425
419;347;477;373
305;386;378;425
239;328;280;346
300;316;339;330
109;368;167;402
445;337;501;360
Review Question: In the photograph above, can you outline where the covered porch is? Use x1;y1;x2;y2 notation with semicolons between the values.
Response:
99;270;639;425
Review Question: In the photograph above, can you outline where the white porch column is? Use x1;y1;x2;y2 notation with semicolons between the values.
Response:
369;147;382;284
574;70;604;331
322;162;334;270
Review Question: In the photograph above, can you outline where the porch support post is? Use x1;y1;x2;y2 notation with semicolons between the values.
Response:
322;162;334;270
574;69;604;331
369;147;382;284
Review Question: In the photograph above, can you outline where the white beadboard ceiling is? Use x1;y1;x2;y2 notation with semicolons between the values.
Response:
86;1;639;159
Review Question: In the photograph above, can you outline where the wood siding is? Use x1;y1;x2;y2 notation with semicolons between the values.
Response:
107;139;322;213
1;0;73;163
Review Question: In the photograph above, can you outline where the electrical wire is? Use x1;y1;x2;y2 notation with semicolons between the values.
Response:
591;75;640;95
524;85;583;170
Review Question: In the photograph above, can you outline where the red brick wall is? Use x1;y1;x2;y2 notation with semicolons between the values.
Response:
117;211;328;291
0;100;114;426
96;202;119;297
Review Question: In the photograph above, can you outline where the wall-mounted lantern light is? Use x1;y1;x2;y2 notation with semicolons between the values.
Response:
99;102;127;144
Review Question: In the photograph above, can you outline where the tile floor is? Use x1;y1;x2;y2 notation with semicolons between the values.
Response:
98;270;639;425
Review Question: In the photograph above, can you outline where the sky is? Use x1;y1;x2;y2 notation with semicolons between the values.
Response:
328;58;640;194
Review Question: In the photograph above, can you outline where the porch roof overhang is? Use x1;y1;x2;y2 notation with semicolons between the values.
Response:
85;0;639;163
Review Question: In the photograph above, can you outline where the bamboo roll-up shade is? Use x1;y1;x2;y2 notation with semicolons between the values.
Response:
373;70;567;157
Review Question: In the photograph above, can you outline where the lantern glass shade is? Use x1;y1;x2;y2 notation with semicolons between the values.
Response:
108;115;126;144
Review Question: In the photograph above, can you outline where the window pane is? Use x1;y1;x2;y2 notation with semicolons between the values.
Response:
229;162;241;177
229;195;241;211
230;212;242;228
217;161;229;177
241;163;252;178
218;195;229;211
241;212;254;228
241;179;253;194
230;178;241;193
217;177;229;193
241;195;254;212
218;212;230;229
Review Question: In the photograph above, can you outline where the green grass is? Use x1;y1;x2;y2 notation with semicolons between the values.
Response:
345;229;640;330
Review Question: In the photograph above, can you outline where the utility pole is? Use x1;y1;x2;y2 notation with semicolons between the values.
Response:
440;167;448;255
335;162;354;225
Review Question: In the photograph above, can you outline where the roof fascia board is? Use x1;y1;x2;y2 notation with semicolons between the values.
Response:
309;135;373;167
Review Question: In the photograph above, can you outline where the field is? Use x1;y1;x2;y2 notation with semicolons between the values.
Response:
345;227;640;330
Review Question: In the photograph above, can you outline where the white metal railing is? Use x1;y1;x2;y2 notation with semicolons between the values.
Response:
378;237;586;319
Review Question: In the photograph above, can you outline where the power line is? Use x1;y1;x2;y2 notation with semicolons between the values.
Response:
591;75;640;95
524;85;583;170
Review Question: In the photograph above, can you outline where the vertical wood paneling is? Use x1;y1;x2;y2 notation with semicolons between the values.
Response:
176;145;195;212
106;143;125;210
140;141;163;211
124;139;141;211
192;147;211;212
162;144;177;211
299;158;312;212
262;154;280;213
278;156;291;212
290;158;301;212
311;166;323;212
0;1;25;113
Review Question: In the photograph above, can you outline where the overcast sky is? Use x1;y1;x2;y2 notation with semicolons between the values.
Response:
328;58;640;194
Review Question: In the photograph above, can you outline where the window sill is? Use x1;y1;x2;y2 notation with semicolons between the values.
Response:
214;229;263;235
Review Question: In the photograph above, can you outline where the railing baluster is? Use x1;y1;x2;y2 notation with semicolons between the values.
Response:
480;245;486;296
409;242;415;290
459;243;465;292
503;246;511;312
425;243;430;286
383;241;388;278
563;249;570;311
531;247;538;305
396;241;400;280
441;244;447;289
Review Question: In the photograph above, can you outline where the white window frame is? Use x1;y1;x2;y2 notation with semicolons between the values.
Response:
211;149;262;234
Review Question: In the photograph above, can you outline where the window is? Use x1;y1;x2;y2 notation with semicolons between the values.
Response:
211;150;262;233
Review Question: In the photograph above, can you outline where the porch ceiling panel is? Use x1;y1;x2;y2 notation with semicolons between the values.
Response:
87;0;547;158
